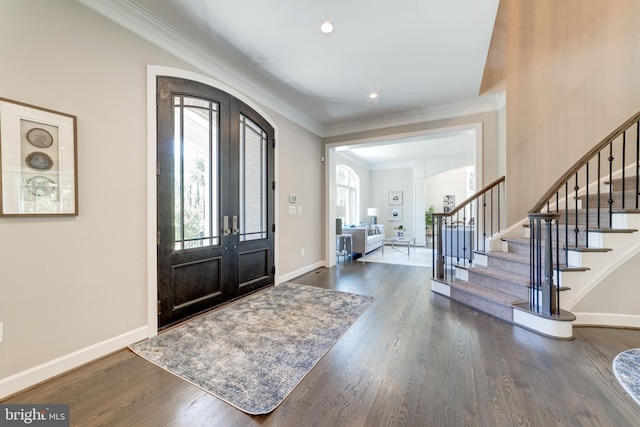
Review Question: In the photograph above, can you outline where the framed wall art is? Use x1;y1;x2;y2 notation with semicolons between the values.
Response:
0;97;78;216
389;207;403;221
443;195;455;213
388;191;403;205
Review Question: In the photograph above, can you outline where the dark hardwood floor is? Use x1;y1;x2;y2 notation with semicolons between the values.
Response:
4;262;640;426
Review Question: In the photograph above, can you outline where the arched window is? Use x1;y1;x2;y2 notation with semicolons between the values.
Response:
336;165;359;225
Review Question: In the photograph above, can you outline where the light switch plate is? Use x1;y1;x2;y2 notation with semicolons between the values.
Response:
289;206;297;214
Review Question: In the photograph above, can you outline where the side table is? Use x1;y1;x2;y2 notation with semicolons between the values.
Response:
336;233;353;263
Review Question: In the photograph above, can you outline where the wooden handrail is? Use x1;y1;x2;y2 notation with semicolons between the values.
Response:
432;176;506;218
529;110;640;213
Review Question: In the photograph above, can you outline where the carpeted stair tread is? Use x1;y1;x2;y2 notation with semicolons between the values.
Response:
487;251;529;266
449;280;518;305
463;265;530;300
447;280;520;322
467;265;528;286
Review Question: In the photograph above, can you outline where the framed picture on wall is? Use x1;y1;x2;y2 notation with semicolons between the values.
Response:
389;207;403;221
389;191;403;205
443;195;455;213
0;97;78;216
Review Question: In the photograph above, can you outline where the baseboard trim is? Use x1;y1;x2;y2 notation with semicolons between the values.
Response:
277;261;326;284
573;312;640;329
0;326;150;399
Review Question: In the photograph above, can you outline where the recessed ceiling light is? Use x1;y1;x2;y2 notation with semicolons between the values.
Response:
320;21;334;34
368;92;379;99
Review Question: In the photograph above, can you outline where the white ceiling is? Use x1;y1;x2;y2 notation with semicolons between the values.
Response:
124;0;500;135
83;0;499;165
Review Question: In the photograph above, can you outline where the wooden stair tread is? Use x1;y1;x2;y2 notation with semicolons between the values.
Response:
564;246;612;253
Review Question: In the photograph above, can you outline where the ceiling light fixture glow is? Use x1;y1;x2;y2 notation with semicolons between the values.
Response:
320;21;334;34
369;92;379;99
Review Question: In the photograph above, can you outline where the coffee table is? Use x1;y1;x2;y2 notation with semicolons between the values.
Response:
382;236;416;257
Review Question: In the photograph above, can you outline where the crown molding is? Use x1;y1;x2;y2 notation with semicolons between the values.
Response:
77;0;324;136
322;93;504;138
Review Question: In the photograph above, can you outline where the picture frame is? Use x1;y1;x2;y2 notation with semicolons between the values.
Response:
389;207;403;221
0;97;78;216
388;191;403;205
443;195;455;213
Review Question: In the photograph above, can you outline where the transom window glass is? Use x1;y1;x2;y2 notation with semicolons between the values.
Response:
336;164;359;225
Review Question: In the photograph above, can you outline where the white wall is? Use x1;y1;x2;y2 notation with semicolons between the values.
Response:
370;168;414;237
0;0;323;397
424;167;468;215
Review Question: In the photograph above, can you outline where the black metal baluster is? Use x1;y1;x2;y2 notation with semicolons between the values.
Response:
565;183;569;260
598;151;602;229
585;163;589;248
574;173;579;249
609;141;614;227
556;192;560;286
483;193;487;252
622;131;627;209
491;187;494;236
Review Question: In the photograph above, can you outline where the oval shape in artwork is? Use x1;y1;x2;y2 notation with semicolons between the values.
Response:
26;128;54;148
26;176;57;196
25;152;54;171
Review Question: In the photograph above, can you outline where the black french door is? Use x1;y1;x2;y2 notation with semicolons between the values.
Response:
156;77;274;328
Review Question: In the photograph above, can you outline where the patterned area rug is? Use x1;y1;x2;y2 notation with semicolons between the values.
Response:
129;282;374;414
613;348;640;406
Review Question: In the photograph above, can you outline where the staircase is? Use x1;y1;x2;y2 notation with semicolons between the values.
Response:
433;175;639;338
431;111;640;339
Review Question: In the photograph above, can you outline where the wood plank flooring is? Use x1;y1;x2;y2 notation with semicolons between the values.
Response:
4;262;640;426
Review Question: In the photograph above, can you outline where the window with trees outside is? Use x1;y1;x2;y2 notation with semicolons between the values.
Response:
336;164;359;226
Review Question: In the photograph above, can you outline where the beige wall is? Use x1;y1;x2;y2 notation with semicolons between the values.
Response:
503;0;640;224
572;252;640;317
0;0;323;393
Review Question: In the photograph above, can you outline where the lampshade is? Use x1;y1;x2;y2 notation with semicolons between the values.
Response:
367;208;379;216
336;206;347;217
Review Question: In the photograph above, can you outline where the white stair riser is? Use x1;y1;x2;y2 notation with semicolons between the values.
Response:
474;253;488;266
455;267;469;281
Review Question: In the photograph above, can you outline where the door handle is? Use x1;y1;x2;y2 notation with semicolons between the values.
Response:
223;216;231;236
232;215;239;234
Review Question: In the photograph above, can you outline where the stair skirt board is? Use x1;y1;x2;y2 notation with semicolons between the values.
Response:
431;279;575;339
512;306;574;340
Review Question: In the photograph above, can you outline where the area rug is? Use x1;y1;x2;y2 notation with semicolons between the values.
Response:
359;246;433;268
129;282;374;414
613;348;640;406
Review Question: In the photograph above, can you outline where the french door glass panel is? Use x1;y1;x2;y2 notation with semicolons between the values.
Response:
239;114;267;242
173;96;219;250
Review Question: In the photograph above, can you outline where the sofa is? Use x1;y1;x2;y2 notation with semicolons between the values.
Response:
346;224;386;256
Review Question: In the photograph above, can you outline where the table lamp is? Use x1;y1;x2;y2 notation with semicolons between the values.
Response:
367;207;379;224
